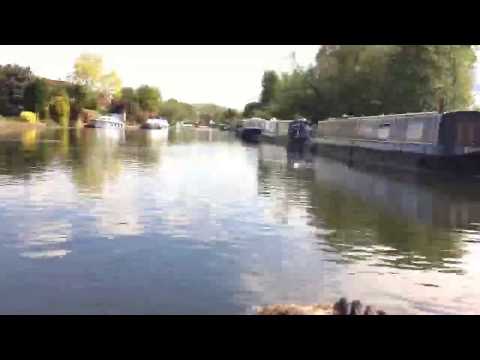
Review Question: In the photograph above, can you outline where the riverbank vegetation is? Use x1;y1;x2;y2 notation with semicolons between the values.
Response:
0;115;46;137
1;53;236;128
245;45;478;122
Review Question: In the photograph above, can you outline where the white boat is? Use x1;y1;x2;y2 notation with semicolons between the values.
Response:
141;118;169;129
85;113;125;129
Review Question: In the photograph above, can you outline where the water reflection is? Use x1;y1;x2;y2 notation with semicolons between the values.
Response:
257;144;475;272
21;128;39;152
308;157;478;271
18;220;72;259
1;128;480;314
70;129;124;194
124;129;168;168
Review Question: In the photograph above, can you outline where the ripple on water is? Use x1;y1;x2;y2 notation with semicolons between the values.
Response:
1;129;480;314
11;220;73;260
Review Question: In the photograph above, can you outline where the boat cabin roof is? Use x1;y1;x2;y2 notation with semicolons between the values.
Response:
321;111;480;125
242;118;266;128
146;118;168;123
95;113;124;122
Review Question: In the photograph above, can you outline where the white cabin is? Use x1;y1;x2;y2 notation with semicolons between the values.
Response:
86;113;125;129
144;118;169;129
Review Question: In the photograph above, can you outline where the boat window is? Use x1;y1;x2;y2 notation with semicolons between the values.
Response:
377;123;390;139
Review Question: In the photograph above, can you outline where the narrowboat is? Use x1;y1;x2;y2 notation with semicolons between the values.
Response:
236;118;265;143
287;118;312;152
312;111;480;173
141;118;169;129
85;114;125;129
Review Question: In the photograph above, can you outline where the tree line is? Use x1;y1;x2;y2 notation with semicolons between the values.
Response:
1;53;239;126
244;45;478;122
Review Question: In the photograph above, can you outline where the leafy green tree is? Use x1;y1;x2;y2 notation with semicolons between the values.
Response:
0;64;34;116
384;45;475;112
121;87;137;103
73;53;103;88
112;87;139;123
219;108;240;123
23;78;50;119
66;84;88;106
99;71;122;100
136;85;161;114
260;71;279;105
71;53;124;109
248;45;477;123
243;102;262;117
66;83;98;119
158;98;196;124
49;95;70;127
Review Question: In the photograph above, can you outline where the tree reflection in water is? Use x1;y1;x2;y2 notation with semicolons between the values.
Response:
256;143;475;273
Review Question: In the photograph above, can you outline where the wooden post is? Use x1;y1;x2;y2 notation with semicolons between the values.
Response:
438;97;445;113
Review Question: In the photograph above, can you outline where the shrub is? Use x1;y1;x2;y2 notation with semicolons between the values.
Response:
49;95;70;127
20;111;38;123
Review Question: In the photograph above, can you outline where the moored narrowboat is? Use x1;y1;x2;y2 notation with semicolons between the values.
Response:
141;118;169;129
236;118;265;143
312;111;480;173
287;118;312;148
85;113;125;129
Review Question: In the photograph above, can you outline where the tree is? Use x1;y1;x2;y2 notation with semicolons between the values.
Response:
66;83;99;120
248;45;477;123
219;108;240;123
99;71;122;101
73;53;103;88
260;71;279;105
243;102;262;117
158;98;196;124
121;87;137;103
425;45;476;111
114;87;151;124
309;45;397;117
0;64;34;116
136;85;161;114
49;95;70;127
383;45;476;113
71;53;124;110
23;78;50;119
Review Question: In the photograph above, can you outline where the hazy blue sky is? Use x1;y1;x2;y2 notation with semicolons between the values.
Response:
0;45;478;110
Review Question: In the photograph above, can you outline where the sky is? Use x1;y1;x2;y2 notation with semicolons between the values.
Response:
0;45;319;110
0;45;479;110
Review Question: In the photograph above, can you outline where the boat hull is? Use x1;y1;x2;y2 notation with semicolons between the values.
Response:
237;128;262;143
311;140;480;174
140;124;169;130
85;121;124;129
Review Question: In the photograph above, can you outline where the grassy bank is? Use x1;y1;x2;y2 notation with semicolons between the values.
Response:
0;116;48;136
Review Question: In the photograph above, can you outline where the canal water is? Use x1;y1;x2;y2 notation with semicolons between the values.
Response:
0;126;479;314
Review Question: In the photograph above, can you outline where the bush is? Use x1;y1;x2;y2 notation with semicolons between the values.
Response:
20;111;38;123
49;95;70;127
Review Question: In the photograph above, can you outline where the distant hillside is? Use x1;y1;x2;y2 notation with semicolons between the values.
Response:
191;103;228;114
